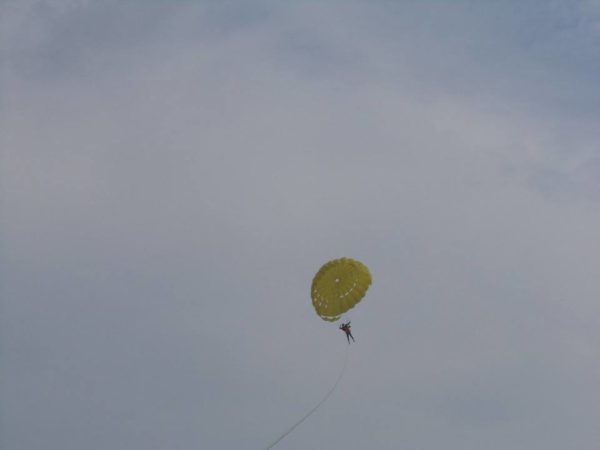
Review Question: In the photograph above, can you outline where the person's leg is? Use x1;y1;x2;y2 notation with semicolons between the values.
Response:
349;332;355;342
346;333;350;343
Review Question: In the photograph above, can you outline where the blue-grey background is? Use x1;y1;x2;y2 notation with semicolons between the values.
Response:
2;1;600;449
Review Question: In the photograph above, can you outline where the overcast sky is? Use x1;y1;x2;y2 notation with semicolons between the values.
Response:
2;1;600;449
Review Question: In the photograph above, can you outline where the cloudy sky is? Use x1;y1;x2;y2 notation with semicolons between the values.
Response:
2;1;600;449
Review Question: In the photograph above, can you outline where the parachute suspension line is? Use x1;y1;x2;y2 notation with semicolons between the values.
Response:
265;345;350;450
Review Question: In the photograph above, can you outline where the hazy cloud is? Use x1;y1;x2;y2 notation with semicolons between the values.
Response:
2;1;600;449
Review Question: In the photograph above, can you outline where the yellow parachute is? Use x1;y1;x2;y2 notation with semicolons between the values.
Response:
311;257;372;322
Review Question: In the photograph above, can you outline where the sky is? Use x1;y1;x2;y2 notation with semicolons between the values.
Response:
2;1;600;449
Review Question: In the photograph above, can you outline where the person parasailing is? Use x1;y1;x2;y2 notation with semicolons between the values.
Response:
339;321;355;343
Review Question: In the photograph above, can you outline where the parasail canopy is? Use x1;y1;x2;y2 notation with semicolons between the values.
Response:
311;257;372;322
